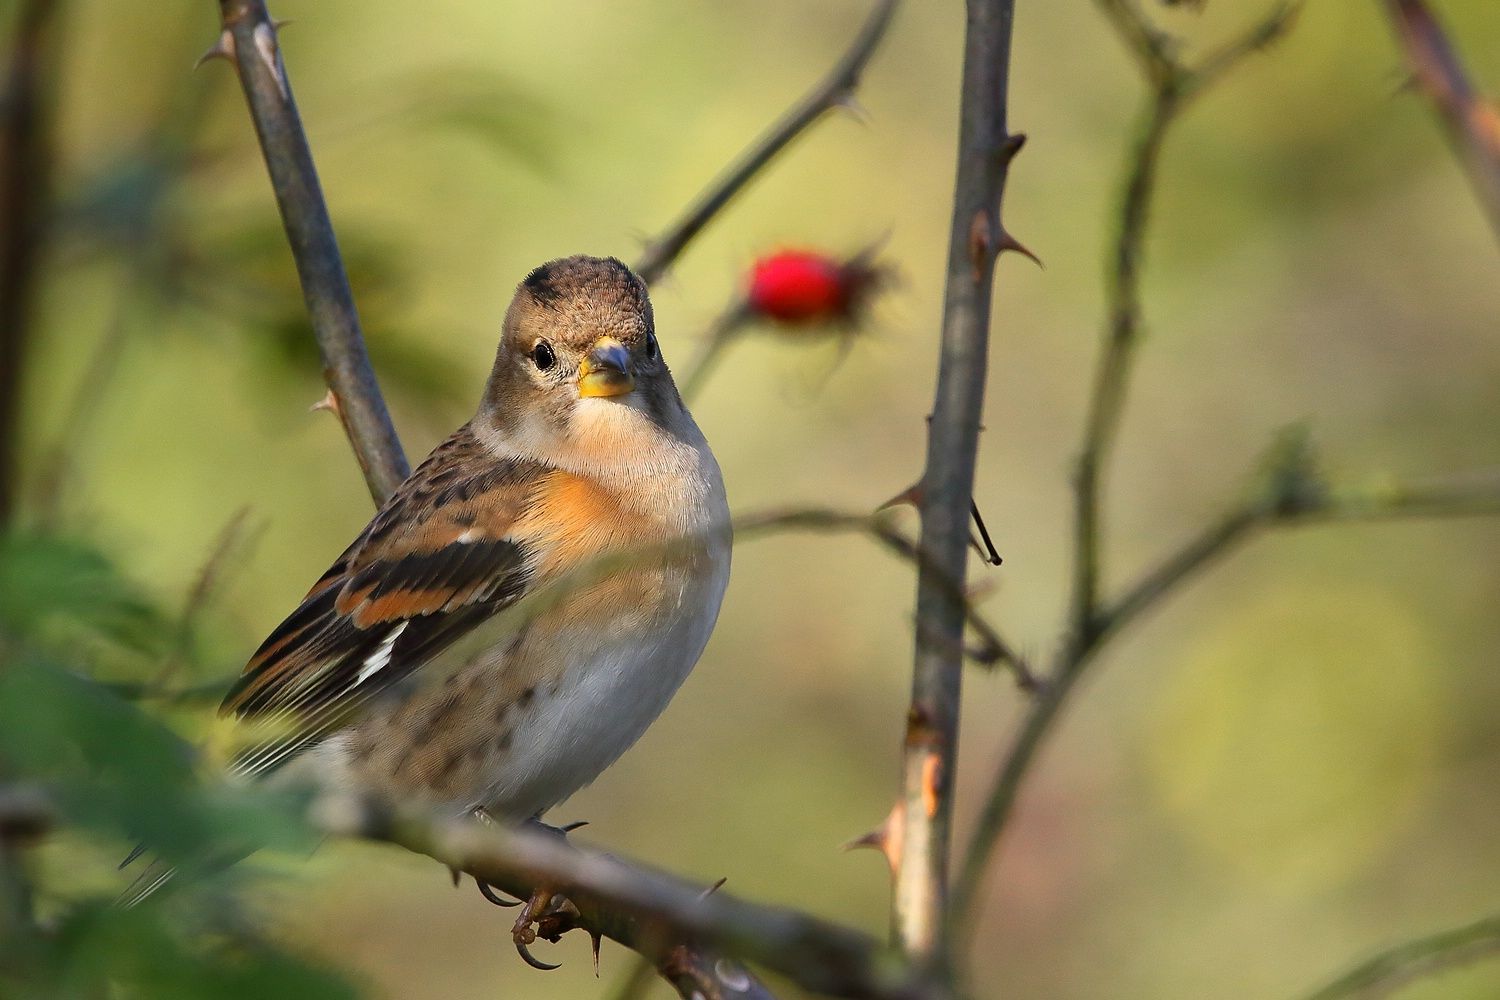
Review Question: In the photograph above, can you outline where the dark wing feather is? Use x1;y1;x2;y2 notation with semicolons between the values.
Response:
221;427;543;774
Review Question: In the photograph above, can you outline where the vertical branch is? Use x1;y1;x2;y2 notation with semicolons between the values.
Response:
0;0;62;526
215;0;409;505
894;0;1021;967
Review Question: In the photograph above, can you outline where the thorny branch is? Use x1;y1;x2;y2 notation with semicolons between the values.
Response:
896;0;1023;971
114;505;1039;706
1299;911;1500;1000
1382;0;1500;245
332;802;949;1000
214;0;410;503
633;0;899;285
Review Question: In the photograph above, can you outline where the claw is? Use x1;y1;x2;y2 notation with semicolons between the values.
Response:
476;879;522;907
515;939;561;972
590;931;603;976
558;820;589;834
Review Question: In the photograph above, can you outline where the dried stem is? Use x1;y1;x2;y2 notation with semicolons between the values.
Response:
337;803;947;1000
1300;912;1500;1000
633;0;899;285
895;0;1021;969
0;0;62;527
215;0;409;504
1382;0;1500;244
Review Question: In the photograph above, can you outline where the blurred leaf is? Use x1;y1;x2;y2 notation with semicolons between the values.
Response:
0;533;165;655
10;901;358;1000
393;68;562;174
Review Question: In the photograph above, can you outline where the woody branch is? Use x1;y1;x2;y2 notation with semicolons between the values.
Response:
894;0;1022;970
215;0;409;504
1381;0;1500;244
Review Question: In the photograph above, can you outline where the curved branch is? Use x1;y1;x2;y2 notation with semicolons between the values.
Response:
633;0;899;285
334;803;948;1000
216;0;409;504
1300;912;1500;1000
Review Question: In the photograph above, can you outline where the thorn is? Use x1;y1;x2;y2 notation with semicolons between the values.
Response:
698;876;728;901
878;480;923;512
996;228;1043;269
194;29;235;70
843;802;905;875
1001;131;1028;160
310;389;340;415
591;931;603;977
833;91;871;124
253;22;289;100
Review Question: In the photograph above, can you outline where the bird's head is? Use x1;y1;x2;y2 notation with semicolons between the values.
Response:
480;256;687;452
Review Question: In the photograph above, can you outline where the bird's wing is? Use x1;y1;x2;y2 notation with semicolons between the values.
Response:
221;426;548;777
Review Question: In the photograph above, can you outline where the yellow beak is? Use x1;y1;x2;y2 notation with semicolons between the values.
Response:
577;337;635;398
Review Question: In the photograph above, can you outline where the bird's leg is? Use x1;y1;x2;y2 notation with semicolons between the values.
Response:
507;816;590;972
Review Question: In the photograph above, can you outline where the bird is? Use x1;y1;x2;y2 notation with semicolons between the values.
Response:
126;256;730;908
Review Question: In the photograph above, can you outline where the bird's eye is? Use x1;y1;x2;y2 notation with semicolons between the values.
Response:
644;333;657;359
531;340;556;371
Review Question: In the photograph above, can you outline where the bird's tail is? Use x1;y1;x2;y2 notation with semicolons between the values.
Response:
116;846;176;907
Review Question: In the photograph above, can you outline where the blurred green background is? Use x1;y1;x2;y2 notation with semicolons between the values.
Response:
4;0;1500;997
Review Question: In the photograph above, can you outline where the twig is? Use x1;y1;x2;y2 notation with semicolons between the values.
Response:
1300;912;1500;1000
332;802;947;1000
111;505;1039;707
1382;0;1500;244
679;301;750;404
0;0;62;526
734;508;1037;689
215;0;409;504
633;0;899;285
896;0;1022;969
954;461;1500;929
1070;0;1298;638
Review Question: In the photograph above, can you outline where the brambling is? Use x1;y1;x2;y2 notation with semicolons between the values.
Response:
225;255;731;824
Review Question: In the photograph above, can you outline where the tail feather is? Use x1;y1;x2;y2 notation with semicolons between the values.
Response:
117;851;176;908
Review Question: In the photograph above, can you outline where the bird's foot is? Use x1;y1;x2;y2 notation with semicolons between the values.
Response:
466;815;591;971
